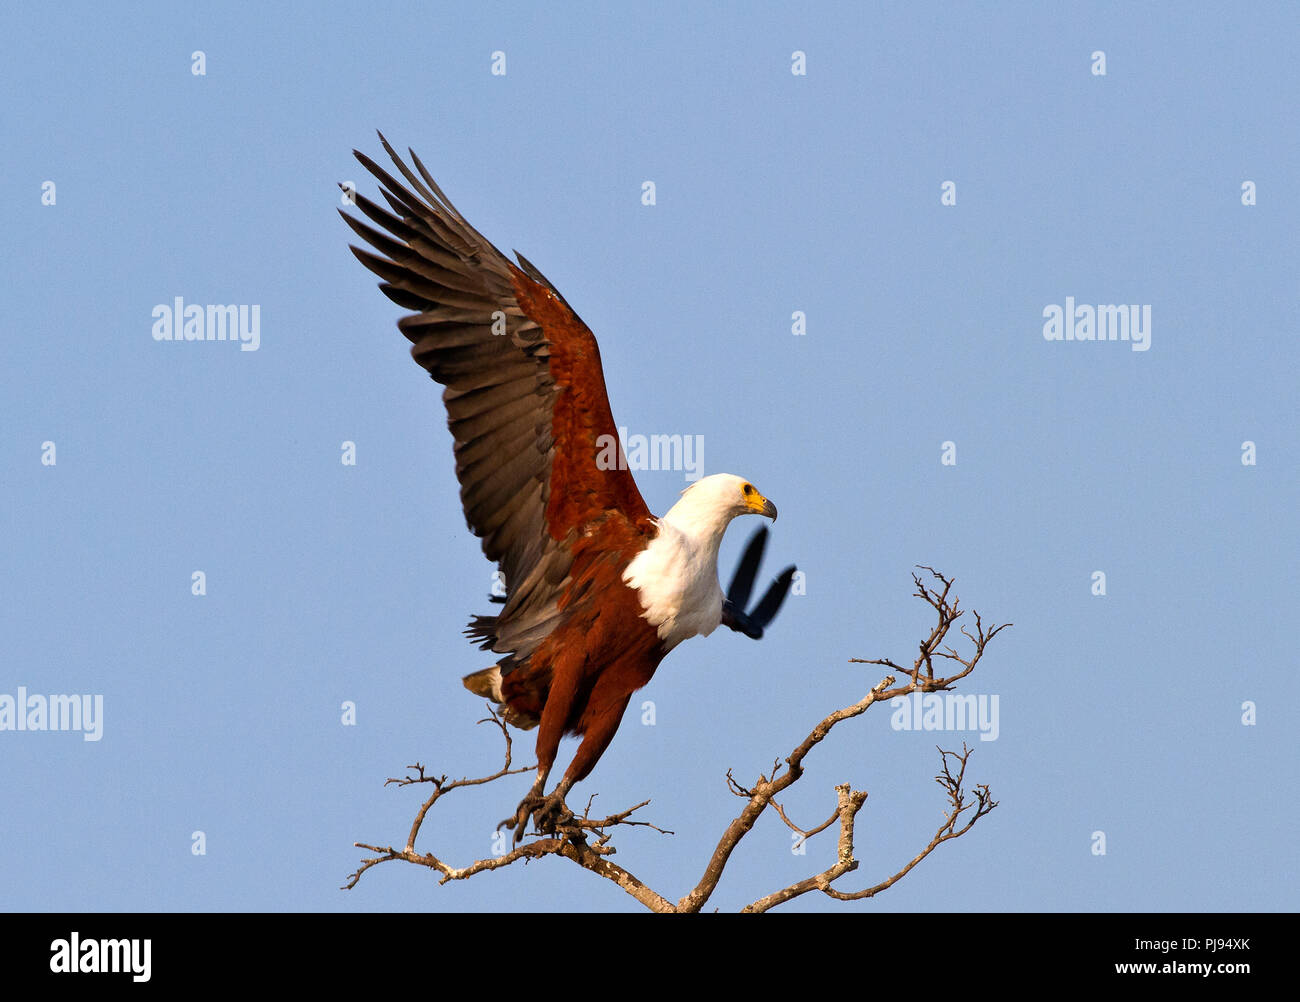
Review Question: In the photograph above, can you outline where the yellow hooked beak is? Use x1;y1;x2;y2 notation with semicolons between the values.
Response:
743;484;778;521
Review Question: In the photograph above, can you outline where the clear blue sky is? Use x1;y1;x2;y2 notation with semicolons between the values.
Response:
2;1;1296;912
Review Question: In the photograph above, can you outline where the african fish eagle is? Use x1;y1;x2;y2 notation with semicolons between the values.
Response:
342;135;795;839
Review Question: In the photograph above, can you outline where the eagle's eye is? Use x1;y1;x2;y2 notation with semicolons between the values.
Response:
743;483;755;496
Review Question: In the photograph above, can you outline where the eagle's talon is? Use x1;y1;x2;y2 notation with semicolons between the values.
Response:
503;790;573;844
533;794;573;835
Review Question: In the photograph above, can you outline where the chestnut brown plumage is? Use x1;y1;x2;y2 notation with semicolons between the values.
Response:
343;135;793;839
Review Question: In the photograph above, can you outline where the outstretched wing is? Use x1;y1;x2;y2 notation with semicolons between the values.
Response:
721;527;797;640
341;134;653;658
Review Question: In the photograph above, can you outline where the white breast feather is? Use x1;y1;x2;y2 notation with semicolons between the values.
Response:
623;522;724;652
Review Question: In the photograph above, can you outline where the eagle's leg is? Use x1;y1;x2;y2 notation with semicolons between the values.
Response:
512;690;633;840
501;692;631;842
565;691;632;786
502;667;577;842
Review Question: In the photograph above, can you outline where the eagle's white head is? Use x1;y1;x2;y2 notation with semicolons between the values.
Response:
663;473;778;534
623;473;778;650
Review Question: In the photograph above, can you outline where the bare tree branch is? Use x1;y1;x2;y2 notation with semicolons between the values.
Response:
345;567;1009;912
770;798;842;840
821;744;998;901
742;784;867;912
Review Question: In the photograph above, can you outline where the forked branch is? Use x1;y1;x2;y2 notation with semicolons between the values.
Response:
345;567;1009;912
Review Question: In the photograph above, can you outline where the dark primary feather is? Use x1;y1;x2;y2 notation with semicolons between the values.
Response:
726;525;770;609
722;528;797;640
341;133;651;670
